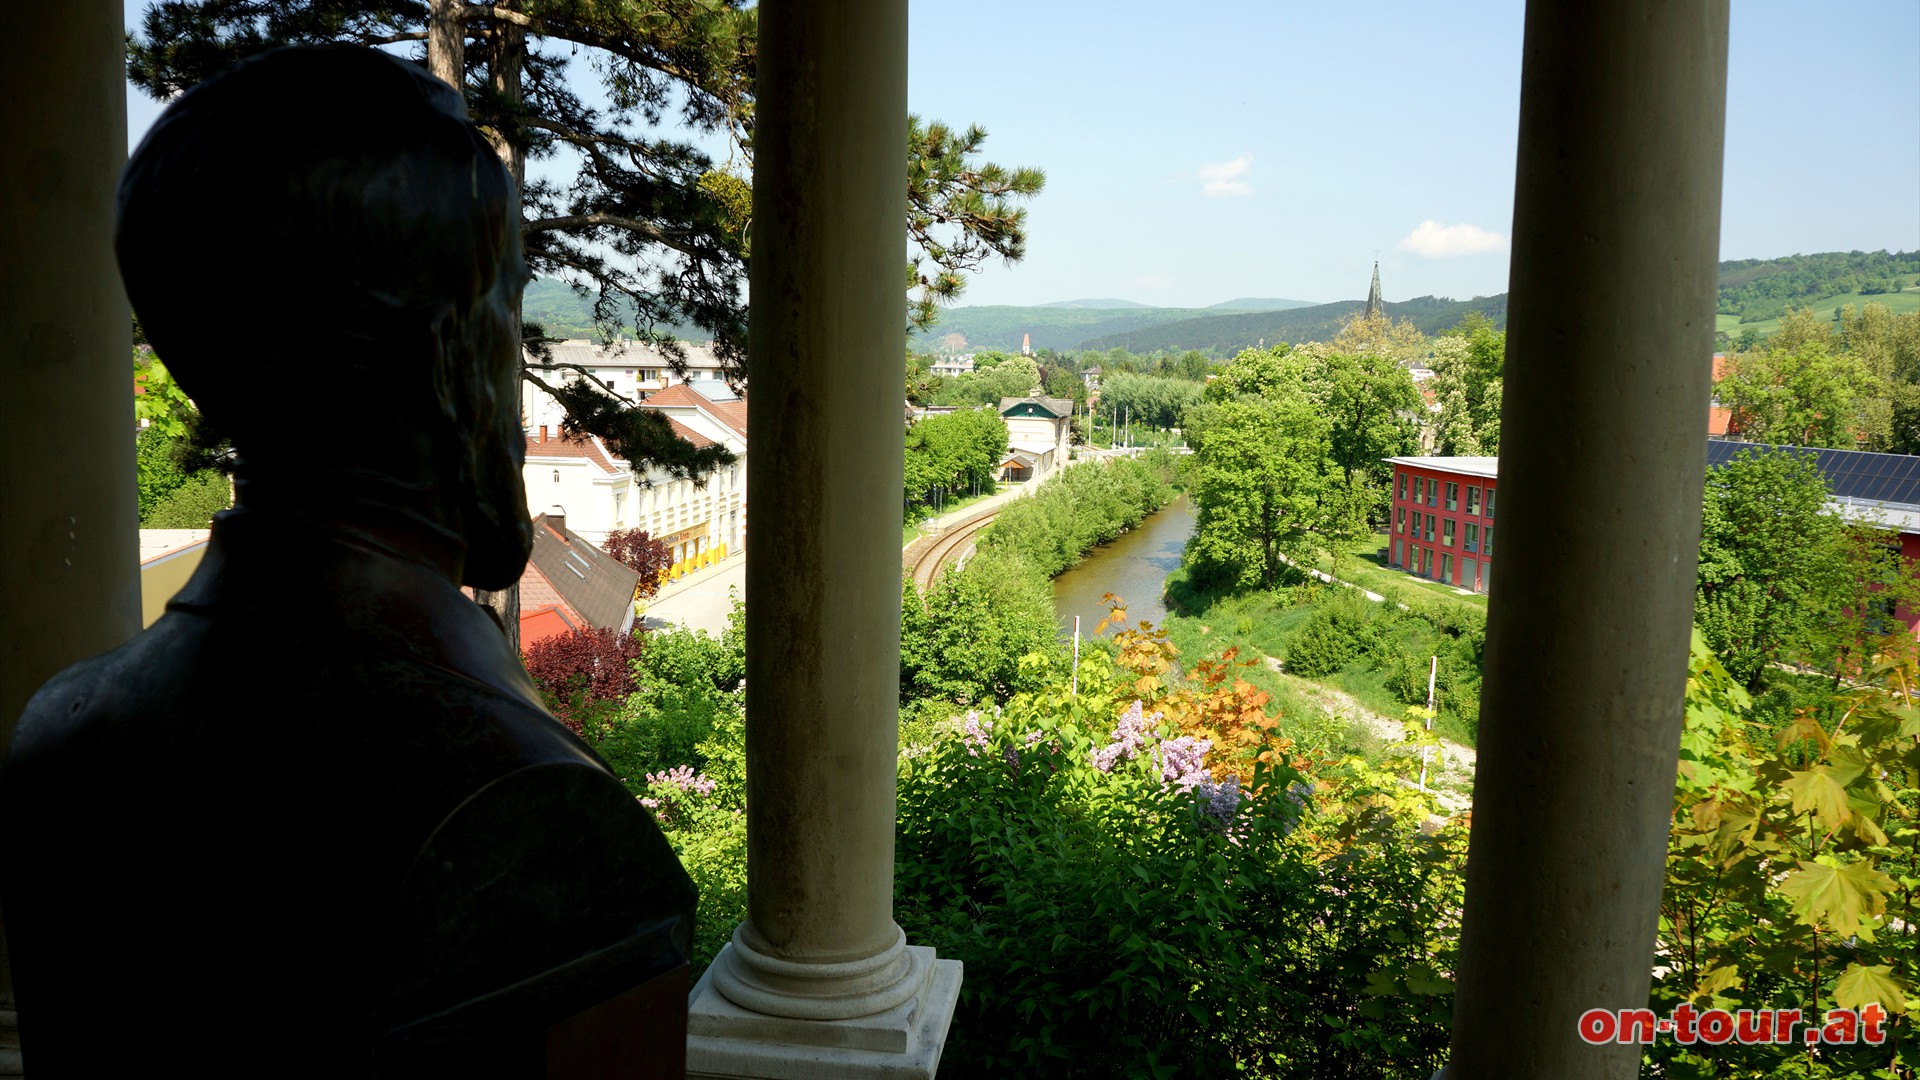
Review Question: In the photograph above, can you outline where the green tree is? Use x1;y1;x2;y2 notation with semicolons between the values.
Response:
1717;333;1879;448
1097;373;1205;432
128;0;1042;473
1201;345;1304;404
1839;302;1920;453
1300;347;1421;498
931;356;1041;407
900;555;1059;708
1426;317;1504;455
1186;395;1332;591
903;407;1008;514
1694;450;1856;688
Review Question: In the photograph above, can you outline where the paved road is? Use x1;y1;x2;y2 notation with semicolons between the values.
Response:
641;554;745;636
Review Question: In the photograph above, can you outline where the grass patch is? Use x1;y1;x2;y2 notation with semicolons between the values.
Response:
1717;285;1920;341
1318;536;1488;612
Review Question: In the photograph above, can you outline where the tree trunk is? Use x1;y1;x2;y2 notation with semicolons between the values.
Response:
426;0;462;89
473;1;528;652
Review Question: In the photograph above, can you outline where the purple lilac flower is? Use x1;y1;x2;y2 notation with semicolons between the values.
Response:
1156;735;1212;791
1196;775;1243;825
646;765;717;797
1090;700;1157;772
960;711;992;756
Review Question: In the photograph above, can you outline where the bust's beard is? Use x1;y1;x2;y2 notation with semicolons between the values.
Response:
461;439;533;591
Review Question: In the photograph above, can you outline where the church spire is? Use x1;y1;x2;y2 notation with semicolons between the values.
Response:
1366;260;1383;317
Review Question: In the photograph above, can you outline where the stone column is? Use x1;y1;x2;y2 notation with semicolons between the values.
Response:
1446;4;1728;1079
684;1;961;1077
0;3;142;1075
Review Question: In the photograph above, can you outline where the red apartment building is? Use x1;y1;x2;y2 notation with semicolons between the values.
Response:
1385;456;1499;593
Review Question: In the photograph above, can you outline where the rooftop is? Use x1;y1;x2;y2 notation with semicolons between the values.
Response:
1384;455;1500;480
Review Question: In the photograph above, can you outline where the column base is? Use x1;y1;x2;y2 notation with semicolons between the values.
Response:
686;944;962;1080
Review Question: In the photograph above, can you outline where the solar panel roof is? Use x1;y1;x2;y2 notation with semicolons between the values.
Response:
1705;440;1920;507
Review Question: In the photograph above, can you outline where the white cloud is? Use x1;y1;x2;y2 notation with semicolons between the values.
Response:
1397;220;1509;258
1197;154;1254;198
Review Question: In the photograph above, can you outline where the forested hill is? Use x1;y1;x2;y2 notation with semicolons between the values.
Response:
1078;295;1510;354
907;300;1315;352
1717;250;1920;321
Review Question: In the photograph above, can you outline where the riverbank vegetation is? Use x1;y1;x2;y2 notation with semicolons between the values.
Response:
901;405;1009;525
897;453;1178;736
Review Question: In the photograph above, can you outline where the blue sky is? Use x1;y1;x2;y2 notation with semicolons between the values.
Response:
125;1;1919;309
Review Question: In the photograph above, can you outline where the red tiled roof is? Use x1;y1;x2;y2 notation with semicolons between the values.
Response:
520;605;581;651
519;559;583;620
703;396;749;437
1712;354;1730;381
1708;406;1732;437
668;418;714;448
524;432;623;473
641;383;748;438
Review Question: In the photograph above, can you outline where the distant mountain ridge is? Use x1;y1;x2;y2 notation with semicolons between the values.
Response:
1036;298;1153;309
1077;295;1511;355
1207;297;1319;311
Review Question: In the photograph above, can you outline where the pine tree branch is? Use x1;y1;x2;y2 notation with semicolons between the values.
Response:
525;213;707;260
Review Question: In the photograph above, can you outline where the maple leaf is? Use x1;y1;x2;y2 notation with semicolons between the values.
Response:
1781;767;1852;832
1777;858;1894;939
1834;963;1909;1014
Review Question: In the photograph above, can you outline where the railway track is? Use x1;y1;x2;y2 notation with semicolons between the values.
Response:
906;511;999;591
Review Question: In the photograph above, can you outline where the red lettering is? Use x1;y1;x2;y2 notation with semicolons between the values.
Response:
1698;1009;1735;1044
1617;1008;1657;1044
1773;1008;1802;1044
1673;1002;1699;1044
1822;1009;1858;1045
1862;1003;1889;1044
1577;1008;1616;1045
1735;1009;1773;1044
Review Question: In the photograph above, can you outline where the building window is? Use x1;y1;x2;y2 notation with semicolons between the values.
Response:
1466;486;1481;516
1427;479;1438;507
1424;514;1435;542
1443;519;1455;548
1465;523;1479;553
1398;472;1407;500
1392;539;1402;567
1421;547;1433;577
1463;558;1478;592
1485;489;1496;518
1445;482;1459;511
614;492;624;525
1396;507;1406;534
552;470;560;483
1441;553;1453;584
1414;476;1425;504
1484;527;1494;557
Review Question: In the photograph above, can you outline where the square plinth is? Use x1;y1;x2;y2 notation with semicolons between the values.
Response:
685;945;962;1080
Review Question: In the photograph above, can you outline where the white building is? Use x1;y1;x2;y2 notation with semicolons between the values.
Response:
522;339;734;435
929;355;973;379
522;380;749;581
997;396;1074;482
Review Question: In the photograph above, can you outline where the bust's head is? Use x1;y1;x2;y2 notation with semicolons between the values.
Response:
116;45;531;588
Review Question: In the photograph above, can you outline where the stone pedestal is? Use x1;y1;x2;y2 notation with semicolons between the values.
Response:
687;940;962;1080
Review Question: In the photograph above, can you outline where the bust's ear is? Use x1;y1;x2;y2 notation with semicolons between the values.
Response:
427;302;467;429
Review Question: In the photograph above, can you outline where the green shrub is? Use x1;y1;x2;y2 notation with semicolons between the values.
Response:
140;469;230;528
893;672;1464;1078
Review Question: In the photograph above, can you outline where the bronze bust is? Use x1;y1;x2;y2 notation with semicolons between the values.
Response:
0;46;693;1076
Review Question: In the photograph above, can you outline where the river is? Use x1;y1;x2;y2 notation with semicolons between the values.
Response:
1051;494;1195;638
